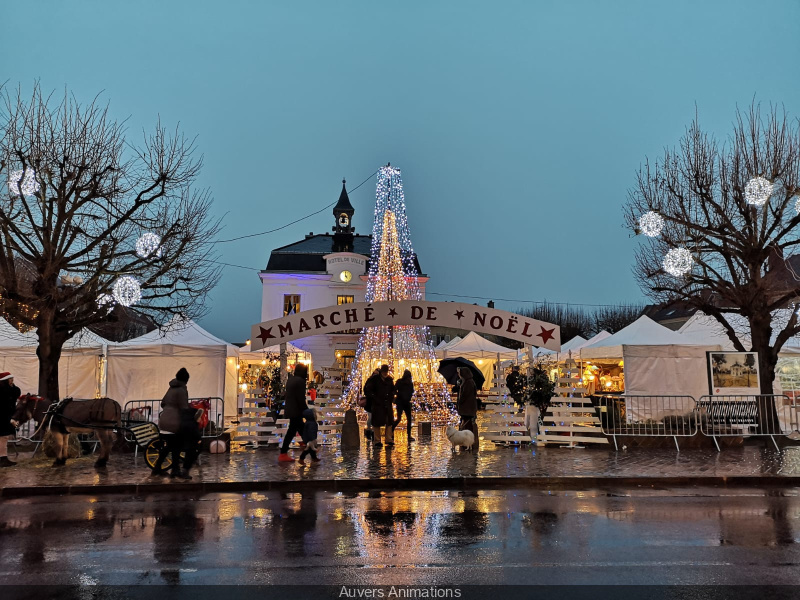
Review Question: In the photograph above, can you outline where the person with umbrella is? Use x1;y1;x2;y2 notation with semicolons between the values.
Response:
456;367;479;452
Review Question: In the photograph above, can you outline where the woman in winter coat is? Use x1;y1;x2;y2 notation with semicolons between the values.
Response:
457;367;479;449
393;370;415;441
369;365;394;448
0;372;21;467
153;368;199;479
278;363;309;462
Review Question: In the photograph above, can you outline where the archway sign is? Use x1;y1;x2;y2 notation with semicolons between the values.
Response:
250;301;561;351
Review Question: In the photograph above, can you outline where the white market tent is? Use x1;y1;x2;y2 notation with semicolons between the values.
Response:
679;309;800;353
106;317;239;417
580;316;721;420
0;318;111;398
238;341;309;357
438;336;462;350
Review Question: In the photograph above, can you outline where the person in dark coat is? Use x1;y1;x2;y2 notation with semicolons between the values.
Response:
362;368;380;442
370;364;394;448
153;368;198;479
279;363;309;462
457;367;479;450
297;408;320;463
0;372;21;467
392;369;415;442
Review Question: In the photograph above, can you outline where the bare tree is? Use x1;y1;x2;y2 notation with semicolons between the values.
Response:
590;303;644;335
624;103;800;398
0;83;221;400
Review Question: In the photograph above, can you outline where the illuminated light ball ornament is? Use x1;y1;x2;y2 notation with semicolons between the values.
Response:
112;276;142;307
744;176;773;206
663;247;693;277
7;169;40;197
638;211;664;237
135;232;162;259
794;196;800;215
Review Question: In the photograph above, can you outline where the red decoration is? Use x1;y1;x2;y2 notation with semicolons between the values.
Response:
537;326;555;344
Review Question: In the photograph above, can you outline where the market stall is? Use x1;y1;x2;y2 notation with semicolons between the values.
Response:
436;331;521;392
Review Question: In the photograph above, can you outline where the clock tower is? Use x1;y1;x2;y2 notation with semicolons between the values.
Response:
332;179;355;252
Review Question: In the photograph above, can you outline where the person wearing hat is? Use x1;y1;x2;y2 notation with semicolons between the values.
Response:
153;368;198;479
0;372;21;467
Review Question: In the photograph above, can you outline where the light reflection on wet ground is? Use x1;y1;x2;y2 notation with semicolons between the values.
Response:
4;419;800;490
1;487;799;585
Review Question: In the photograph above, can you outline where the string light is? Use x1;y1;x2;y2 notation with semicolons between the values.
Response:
343;165;454;424
7;169;39;196
112;276;142;306
96;293;115;313
744;176;773;206
135;233;162;259
638;211;664;237
663;247;693;277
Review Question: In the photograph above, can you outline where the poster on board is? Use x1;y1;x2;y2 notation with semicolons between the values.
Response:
707;351;760;395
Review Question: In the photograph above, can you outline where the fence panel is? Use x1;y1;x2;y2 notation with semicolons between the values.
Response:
122;397;224;439
595;395;698;450
697;394;791;451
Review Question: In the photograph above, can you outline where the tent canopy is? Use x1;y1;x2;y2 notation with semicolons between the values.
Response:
436;331;519;360
679;309;800;354
239;341;307;356
581;316;700;359
118;315;239;357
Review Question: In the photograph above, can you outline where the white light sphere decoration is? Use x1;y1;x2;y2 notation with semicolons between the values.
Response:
744;176;773;206
7;169;40;196
639;211;664;237
96;293;115;313
663;247;693;277
135;232;162;259
112;276;142;307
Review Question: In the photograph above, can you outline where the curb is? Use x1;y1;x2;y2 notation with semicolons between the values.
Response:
3;475;800;498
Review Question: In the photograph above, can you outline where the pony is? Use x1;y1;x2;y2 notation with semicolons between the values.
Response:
12;395;122;468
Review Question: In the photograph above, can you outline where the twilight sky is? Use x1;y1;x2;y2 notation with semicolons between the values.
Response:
3;0;800;342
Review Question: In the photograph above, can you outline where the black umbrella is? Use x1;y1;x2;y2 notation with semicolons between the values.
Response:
438;357;486;390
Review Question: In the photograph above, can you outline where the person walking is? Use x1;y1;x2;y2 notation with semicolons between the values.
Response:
506;365;524;413
153;368;198;479
0;372;21;467
278;363;309;462
370;364;394;448
362;368;380;443
457;367;479;451
297;408;320;463
392;369;415;442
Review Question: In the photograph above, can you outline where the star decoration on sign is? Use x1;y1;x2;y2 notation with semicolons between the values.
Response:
388;308;398;318
257;326;275;344
454;310;464;320
536;326;555;344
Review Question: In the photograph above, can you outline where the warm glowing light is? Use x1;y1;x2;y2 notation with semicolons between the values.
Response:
477;359;484;365
605;381;613;387
663;247;693;277
638;211;664;237
744;176;773;206
135;232;162;259
112;276;141;306
261;359;266;365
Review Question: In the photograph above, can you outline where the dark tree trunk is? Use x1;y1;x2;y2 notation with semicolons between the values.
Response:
750;315;781;434
36;308;68;402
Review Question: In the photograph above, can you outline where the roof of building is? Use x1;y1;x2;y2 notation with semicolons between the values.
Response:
264;232;424;275
333;179;354;215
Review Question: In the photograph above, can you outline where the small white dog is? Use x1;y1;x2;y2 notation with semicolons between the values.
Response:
445;425;475;452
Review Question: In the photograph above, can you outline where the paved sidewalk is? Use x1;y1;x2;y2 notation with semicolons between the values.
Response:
3;422;800;497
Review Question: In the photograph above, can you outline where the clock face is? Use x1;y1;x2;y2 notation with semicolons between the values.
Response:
338;213;350;227
340;270;352;283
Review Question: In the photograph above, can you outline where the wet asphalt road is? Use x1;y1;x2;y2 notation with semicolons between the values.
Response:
1;487;799;586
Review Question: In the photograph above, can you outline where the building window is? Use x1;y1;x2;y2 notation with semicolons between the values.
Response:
283;294;300;316
337;295;354;305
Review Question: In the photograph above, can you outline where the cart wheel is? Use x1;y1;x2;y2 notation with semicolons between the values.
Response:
145;440;168;470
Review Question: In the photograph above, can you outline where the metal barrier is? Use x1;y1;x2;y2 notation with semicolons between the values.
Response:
697;394;792;451
595;395;699;451
122;397;225;439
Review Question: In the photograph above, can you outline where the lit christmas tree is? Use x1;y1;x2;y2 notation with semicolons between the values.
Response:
345;165;452;423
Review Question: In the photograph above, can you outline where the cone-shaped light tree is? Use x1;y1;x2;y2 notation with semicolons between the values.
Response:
345;165;452;422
